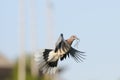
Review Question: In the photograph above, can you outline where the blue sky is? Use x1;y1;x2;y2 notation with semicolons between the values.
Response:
0;0;120;80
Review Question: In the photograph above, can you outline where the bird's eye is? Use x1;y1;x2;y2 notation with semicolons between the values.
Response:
73;36;76;38
72;36;76;39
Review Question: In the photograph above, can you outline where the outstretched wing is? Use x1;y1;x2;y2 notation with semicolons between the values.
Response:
55;33;70;53
60;47;85;62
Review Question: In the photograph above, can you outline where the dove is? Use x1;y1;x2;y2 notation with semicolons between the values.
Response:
34;33;85;74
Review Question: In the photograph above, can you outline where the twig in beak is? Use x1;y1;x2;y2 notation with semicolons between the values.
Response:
74;38;80;48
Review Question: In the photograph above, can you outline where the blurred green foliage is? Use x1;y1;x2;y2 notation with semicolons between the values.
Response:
12;54;44;80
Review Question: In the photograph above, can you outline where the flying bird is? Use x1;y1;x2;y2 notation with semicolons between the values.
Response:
34;33;85;74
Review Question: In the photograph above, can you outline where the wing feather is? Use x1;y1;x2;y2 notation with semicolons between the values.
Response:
55;34;70;53
60;47;85;62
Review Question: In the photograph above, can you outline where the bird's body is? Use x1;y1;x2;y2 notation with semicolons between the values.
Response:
34;34;85;74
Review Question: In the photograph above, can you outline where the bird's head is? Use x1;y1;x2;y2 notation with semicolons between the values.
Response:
70;35;79;41
67;35;79;45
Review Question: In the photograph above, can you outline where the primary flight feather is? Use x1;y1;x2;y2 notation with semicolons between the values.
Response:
34;33;85;74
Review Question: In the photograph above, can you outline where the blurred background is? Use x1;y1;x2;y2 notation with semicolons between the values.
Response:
0;0;120;80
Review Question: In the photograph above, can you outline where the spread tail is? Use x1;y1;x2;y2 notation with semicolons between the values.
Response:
34;49;58;74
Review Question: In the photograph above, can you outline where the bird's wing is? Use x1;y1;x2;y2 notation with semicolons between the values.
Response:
55;34;70;52
60;47;85;62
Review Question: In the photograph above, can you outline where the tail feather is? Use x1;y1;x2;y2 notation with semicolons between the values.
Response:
34;49;58;74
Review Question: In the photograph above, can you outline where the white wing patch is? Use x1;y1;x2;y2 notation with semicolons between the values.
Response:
47;51;59;62
34;49;58;74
